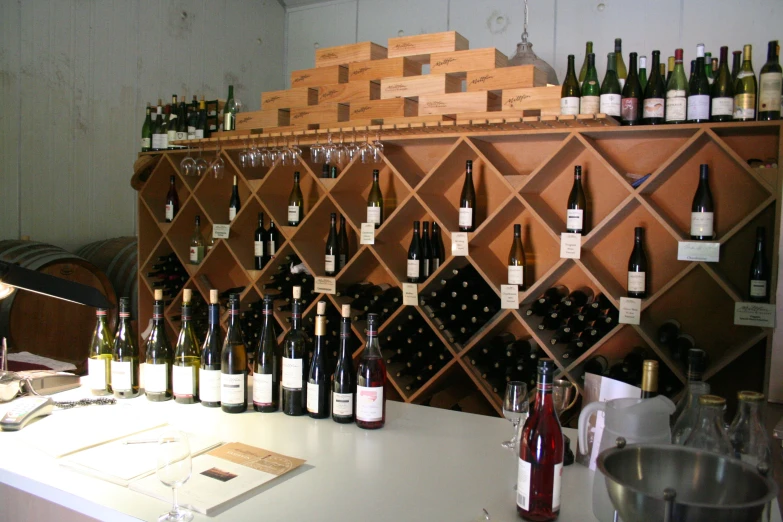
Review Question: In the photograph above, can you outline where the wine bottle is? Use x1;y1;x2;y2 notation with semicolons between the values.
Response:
730;50;742;85
583;355;608;378
643;51;666;124
690;164;714;240
688;44;711;123
254;212;266;270
229;175;240;222
578;42;593;85
332;304;356;423
224;85;236;131
527;285;569;317
641;360;659;399
288;171;304;226
599;52;622;118
407;221;422;283
560;55;581;115
431;222;443;272
189;215;205;265
459;160;476;232
665;49;688;124
323;213;340;276
356;313;387;429
734;45;757;121
758;40;782;120
176;97;188;146
517;359;564;520
195;98;207;139
267;219;278;260
627;227;648;298
111;297;139;399
166;95;178;149
711;57;719;82
141;103;152;152
421;221;432;279
151;101;163;151
367;169;383;228
580;53;600;115
704;52;714;84
711;47;735;122
688;59;696;84
621;52;643;125
145;289;173;402
173;289;200;404
160;104;170;150
666;56;675;84
508;224;526;289
165;175;179;223
307;306;330;419
639;55;648;92
566;166;587;235
200;289;222;407
550;324;576;346
253;296;279;412
338;215;349;270
615;38;627;89
220;294;247;413
282;286;307;416
88;308;113;396
563;287;594;309
187;95;198;140
749;226;770;303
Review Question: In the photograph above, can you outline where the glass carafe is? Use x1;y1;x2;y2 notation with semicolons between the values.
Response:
683;395;732;455
728;391;771;465
672;381;710;444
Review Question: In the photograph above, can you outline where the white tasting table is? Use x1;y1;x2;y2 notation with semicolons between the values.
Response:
0;383;779;522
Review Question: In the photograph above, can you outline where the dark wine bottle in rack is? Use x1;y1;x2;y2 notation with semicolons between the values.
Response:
147;253;187;298
526;285;569;317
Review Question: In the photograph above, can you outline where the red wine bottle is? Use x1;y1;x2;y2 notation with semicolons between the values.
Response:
254;212;267;270
566;166;586;234
253;295;278;412
407;221;422;283
627;227;648;298
332;304;356;423
282;286;307;416
165;175;179;223
690;164;714;240
356;313;386;429
749;226;770;302
459;160;476;232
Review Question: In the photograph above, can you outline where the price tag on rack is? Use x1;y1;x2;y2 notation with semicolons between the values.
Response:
212;224;230;239
402;283;419;306
451;232;469;256
360;223;375;245
677;241;720;262
500;285;520;310
618;297;641;325
560;233;582;259
314;277;336;295
734;302;776;328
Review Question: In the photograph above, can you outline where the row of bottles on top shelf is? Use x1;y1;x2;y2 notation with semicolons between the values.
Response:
562;38;782;124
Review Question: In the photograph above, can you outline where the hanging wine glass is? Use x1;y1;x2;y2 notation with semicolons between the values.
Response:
211;141;225;179
260;138;271;168
346;129;360;162
359;128;374;164
291;134;302;166
333;131;348;167
280;135;291;166
179;147;196;177
238;140;250;169
269;136;281;164
310;133;324;164
323;132;336;165
372;131;384;164
194;145;209;177
250;137;260;168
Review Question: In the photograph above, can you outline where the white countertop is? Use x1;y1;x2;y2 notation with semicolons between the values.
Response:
0;383;778;522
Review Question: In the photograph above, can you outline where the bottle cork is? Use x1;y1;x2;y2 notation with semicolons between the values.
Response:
183;288;192;302
210;289;218;304
317;300;327;315
341;304;350;318
154;289;163;300
293;286;301;299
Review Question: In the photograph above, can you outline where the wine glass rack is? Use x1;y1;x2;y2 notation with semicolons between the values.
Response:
135;121;781;418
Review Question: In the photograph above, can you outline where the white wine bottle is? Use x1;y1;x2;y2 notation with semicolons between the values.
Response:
282;286;307;416
111;297;140;399
580;54;599;115
88;308;113;396
367;169;383;228
173;289;200;404
199;289;222;408
690;164;714;240
221;294;248;413
615;39;627;89
665;49;688;124
145;289;173;402
758;40;782;121
508;224;526;290
560;55;581;115
734;45;758;121
566;166;587;235
711;46;734;122
288;172;304;226
599;53;622;118
189;215;205;265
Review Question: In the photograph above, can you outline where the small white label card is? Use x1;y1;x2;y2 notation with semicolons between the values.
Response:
360;223;376;245
402;283;419;306
734;302;776;328
560;233;582;259
451;232;469;256
212;224;230;239
618;297;641;325
500;284;520;310
314;277;336;295
677;241;720;262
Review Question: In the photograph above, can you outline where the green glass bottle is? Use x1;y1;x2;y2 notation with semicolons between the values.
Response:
639;55;648;92
167;95;178;150
600;52;622;118
734;45;758;121
688;44;711;123
253;295;279;412
667;56;675;84
731;50;742;86
151;100;164;151
173;289;200;404
88;308;113;396
189;215;205;265
615;39;627;89
665;49;688;124
561;55;581;115
580;53;600;115
578;42;593;85
145;289;173;401
288;172;304;226
621;52;643;126
704;52;714;84
643;51;666;124
111;297;140;399
141;103;152;152
711;46;735;122
224;85;236;131
758;40;782;121
195;98;207;139
221;294;248;413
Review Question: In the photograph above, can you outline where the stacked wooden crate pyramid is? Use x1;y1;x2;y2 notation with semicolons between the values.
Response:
237;31;559;133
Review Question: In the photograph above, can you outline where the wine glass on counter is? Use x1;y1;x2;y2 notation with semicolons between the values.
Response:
501;381;529;450
156;429;193;522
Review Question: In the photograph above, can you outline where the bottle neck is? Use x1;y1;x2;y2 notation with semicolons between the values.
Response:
365;324;381;356
533;371;556;412
228;305;240;327
291;302;301;330
208;303;220;327
696;403;724;426
757;237;765;252
153;303;164;325
181;304;192;327
567;56;576;75
767;43;778;63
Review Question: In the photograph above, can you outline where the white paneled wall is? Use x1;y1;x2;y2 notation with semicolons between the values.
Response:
0;0;285;251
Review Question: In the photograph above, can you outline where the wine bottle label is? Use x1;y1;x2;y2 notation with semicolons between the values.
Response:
621;98;639;121
253;373;273;405
686;94;709;121
711;97;734;116
552;462;563;511
599;93;621;117
508;265;524;285
188;125;196;134
287;205;300;223
432;258;440;272
579;95;599;115
254;241;264;257
306;382;320;413
339;254;347;267
172;365;195;397
618;78;626;90
141;137;151;149
189;246;200;263
759;72;783;112
224;113;234;131
166;130;176;143
560;97;580;115
333;392;353;416
165;204;174;221
690;211;714;237
199;368;221;402
111;360;132;391
566;209;583;231
517;459;531;510
458;207;473;228
175;131;187;141
750;280;767;297
282;357;303;390
151;134;161;149
325;255;336;273
221;373;245;406
665;92;687;122
642;97;664;118
88;358;108;390
628;271;646;292
407;259;420;278
268;240;276;256
145;363;168;393
367;206;382;224
356;385;383;421
195;129;204;139
229;207;237;221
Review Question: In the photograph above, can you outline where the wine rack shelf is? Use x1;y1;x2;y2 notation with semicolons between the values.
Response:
135;121;782;418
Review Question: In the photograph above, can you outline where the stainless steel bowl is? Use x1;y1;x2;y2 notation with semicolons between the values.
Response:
597;442;778;522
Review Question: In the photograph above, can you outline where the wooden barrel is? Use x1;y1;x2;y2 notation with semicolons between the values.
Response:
76;237;138;321
0;240;117;367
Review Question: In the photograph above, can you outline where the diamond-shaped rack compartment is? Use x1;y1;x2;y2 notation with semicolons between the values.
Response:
140;156;191;225
520;134;631;238
412;363;499;416
417;138;513;235
704;336;767;417
137;203;163;267
640;131;773;242
374;196;451;284
193;168;252;226
710;125;780;172
165;282;210;342
382;137;459;191
192;240;251;304
224;196;272;278
166;150;205;192
291;196;357;277
258;161;324;236
581;198;683;304
167;199;213;277
139;237;182;294
253;243;312;331
469;195;560;293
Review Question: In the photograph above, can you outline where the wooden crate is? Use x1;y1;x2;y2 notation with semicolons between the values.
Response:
430;48;508;75
261;87;318;110
290;103;349;125
315;41;388;68
318;81;380;104
419;91;500;115
349;98;418;120
382;114;454;125
387;31;469;64
235;109;290;131
501;86;561;116
348;57;421;82
290;65;348;88
465;65;548;92
380;73;462;100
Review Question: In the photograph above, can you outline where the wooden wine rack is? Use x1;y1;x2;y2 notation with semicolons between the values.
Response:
135;121;782;419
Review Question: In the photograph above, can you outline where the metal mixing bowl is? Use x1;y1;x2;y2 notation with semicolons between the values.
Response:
597;442;778;522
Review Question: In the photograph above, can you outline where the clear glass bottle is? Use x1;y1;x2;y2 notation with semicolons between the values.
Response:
672;381;711;444
683;395;732;455
728;391;771;465
672;348;707;425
